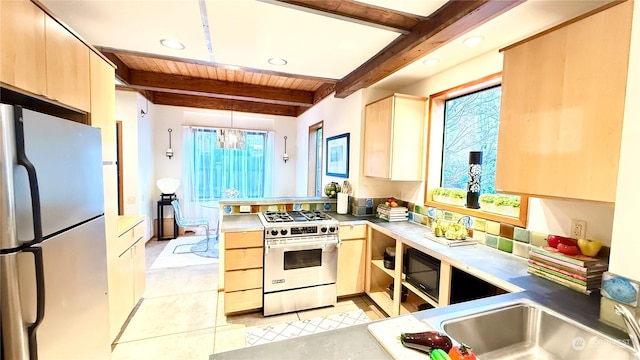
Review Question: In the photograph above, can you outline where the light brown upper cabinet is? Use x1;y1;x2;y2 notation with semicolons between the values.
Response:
89;52;116;162
495;1;633;203
363;94;426;181
0;0;90;112
0;0;47;96
44;16;90;111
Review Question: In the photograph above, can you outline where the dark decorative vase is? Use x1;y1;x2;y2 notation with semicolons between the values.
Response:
466;151;483;209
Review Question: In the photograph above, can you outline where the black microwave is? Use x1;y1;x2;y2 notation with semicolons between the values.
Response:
405;248;440;301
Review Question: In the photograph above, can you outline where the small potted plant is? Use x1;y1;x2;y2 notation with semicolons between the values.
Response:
479;194;496;212
449;189;466;206
494;195;520;217
432;188;447;203
506;197;521;217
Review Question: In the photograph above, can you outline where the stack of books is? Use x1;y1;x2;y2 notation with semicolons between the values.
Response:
528;246;608;294
376;205;408;222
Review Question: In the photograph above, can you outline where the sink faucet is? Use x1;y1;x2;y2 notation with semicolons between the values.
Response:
614;304;640;357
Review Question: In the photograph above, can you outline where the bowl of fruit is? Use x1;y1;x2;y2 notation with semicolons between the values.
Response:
324;182;342;198
430;219;468;240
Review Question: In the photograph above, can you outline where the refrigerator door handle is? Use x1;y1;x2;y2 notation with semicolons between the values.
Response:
13;106;43;244
22;246;45;360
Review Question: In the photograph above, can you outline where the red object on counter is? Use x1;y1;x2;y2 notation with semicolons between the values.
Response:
557;243;580;256
547;235;576;249
449;344;477;360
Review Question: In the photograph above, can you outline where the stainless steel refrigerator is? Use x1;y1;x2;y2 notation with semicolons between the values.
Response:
0;104;111;360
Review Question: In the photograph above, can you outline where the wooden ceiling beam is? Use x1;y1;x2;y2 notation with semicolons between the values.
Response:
127;70;315;107
335;0;525;98
152;92;299;117
313;83;336;105
264;0;425;34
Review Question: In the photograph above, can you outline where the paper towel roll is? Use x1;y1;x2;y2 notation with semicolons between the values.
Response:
337;193;349;214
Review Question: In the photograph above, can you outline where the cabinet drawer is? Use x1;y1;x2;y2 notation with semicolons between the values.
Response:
224;288;262;314
339;225;366;240
225;248;263;271
114;222;143;256
114;227;135;256
132;222;144;242
225;268;263;292
225;231;263;249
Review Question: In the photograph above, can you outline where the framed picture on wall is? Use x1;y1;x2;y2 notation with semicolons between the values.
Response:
326;133;350;178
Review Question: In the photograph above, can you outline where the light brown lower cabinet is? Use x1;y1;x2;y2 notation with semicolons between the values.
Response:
223;230;263;314
109;219;146;341
337;225;366;297
224;288;263;314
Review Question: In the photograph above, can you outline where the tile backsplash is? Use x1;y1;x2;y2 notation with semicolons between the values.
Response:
218;199;337;215
404;204;541;260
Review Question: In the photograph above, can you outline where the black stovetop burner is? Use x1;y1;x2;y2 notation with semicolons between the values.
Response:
262;210;334;223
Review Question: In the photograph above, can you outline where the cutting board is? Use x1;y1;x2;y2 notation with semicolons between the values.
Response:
367;315;435;359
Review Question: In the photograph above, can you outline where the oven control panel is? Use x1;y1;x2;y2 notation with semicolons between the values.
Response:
264;224;339;238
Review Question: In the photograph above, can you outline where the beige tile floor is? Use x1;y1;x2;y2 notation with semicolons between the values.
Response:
111;238;386;360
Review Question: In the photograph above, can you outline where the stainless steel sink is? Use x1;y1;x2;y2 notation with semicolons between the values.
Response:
427;299;638;360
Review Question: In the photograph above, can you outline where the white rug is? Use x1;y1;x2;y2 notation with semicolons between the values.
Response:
149;236;219;270
245;309;371;346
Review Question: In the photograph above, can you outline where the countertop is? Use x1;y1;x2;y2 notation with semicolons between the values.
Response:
219;214;263;232
117;215;144;237
212;213;629;360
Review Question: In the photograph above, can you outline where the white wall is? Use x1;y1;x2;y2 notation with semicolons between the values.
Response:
610;0;640;281
136;94;155;240
296;90;364;197
151;104;297;205
115;90;155;240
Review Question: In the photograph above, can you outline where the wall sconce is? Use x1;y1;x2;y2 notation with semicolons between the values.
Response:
140;97;149;117
166;128;174;159
283;136;289;163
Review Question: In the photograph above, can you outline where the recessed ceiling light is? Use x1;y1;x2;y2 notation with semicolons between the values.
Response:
423;58;439;66
463;36;484;46
160;39;185;50
268;58;287;66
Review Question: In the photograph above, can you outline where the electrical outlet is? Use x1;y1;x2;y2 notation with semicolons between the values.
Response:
127;196;136;205
570;219;587;239
239;205;251;213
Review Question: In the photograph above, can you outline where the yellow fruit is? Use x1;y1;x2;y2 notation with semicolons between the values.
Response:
577;238;602;257
390;201;398;207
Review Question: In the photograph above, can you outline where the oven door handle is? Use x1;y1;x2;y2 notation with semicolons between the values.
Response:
265;238;340;254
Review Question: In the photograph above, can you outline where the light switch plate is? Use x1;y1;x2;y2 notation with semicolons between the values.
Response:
240;205;251;213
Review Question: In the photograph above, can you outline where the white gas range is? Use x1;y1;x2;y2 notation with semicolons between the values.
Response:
257;210;341;316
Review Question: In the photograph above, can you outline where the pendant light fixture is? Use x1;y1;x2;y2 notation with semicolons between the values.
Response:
217;106;246;149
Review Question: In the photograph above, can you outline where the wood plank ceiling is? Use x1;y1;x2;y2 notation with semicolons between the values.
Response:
110;0;524;117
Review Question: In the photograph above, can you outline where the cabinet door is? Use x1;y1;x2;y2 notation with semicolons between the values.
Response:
108;249;134;341
337;237;366;297
224;288;262;314
363;97;393;178
225;268;262;292
225;231;263;249
44;16;90;111
132;238;146;302
0;0;46;95
89;52;116;162
390;96;425;181
496;1;632;202
225;248;263;271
